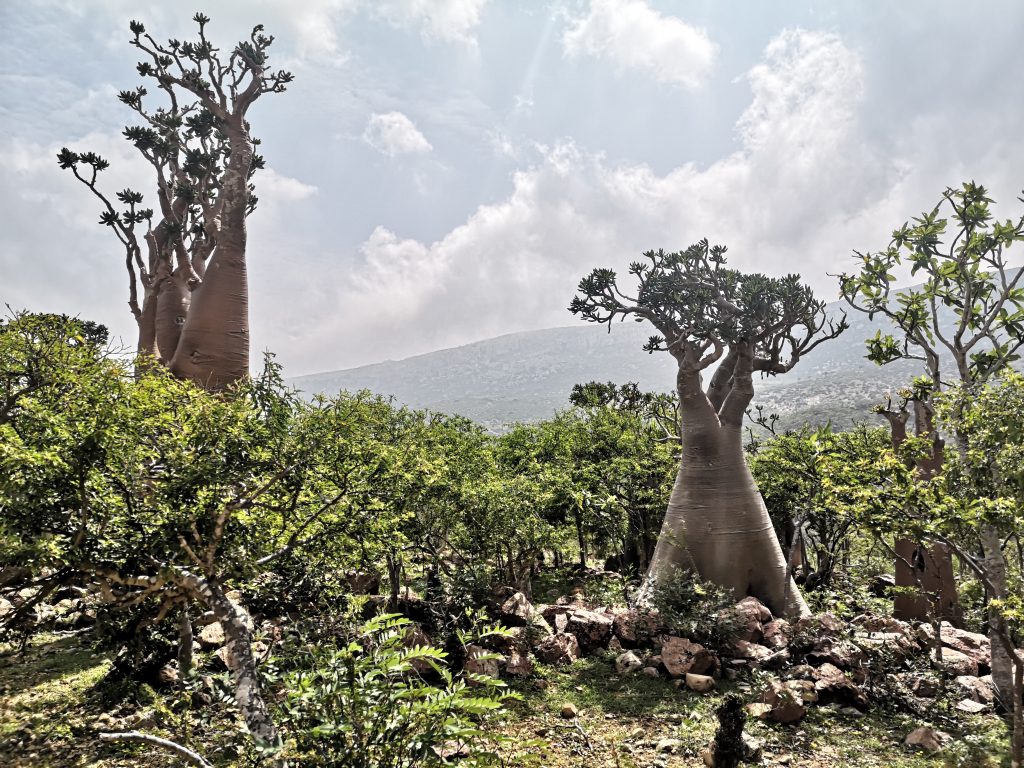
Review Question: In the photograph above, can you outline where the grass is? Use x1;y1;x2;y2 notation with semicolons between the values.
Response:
494;652;1012;768
0;633;1013;767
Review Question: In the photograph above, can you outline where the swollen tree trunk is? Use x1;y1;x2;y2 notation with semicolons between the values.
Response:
643;354;809;619
169;125;252;390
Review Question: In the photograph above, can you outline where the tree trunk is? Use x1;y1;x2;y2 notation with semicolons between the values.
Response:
178;604;193;678
204;582;277;746
981;524;1015;712
169;126;252;389
172;571;278;746
643;382;809;619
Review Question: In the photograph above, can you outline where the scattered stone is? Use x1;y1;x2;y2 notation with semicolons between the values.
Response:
730;640;774;662
156;665;179;686
930;646;978;677
918;622;991;671
565;608;613;652
955;698;988;714
753;679;806;723
656;738;683;754
464;644;500;678
642;666;661;678
685;673;715;693
904;726;952;753
503;649;533;678
535;633;580;665
894;671;940;699
728;596;772;643
812;663;868;708
953;674;996;704
762;619;792;650
615;650;643;676
560;703;578;719
660;636;719;677
807;637;865;669
612;608;662;646
784;679;818;704
499;592;536;626
197;622;225;649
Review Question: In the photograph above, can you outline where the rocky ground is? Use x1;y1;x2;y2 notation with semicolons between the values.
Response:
0;580;1015;766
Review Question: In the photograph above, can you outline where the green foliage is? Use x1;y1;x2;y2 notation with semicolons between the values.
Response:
277;613;516;768
648;567;745;646
839;182;1024;386
750;424;889;590
570;239;845;372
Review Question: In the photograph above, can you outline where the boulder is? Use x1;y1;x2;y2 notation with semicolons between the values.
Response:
615;651;643;676
727;597;771;643
197;622;225;649
402;624;435;672
854;631;917;659
784;678;818;704
904;726;952;753
685;673;715;693
642;666;661;678
918;622;990;671
762;619;792;650
535;633;580;665
930;646;978;677
752;679;806;723
560;703;578;719
499;592;536;626
730;640;775;663
812;663;868;709
612;608;662;646
464;644;500;678
502;648;533;678
660;636;719;678
807;637;865;669
565;608;613;652
893;671;941;699
953;674;996;705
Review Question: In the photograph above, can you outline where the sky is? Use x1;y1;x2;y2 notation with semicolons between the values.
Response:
2;1;1023;376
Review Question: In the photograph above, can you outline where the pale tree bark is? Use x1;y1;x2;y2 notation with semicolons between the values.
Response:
643;343;810;618
170;126;252;389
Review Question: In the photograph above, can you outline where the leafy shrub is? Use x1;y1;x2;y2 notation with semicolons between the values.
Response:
278;613;516;767
648;567;745;647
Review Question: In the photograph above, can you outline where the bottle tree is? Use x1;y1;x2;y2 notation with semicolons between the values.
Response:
839;181;1024;710
58;13;293;389
570;241;846;618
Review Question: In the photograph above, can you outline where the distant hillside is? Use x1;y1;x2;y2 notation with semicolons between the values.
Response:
288;300;926;432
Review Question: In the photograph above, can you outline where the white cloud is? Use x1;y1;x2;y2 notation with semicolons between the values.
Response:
562;0;717;89
363;111;434;156
370;0;489;44
276;28;1024;370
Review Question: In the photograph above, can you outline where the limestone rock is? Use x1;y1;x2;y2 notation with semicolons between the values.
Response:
503;648;533;678
612;608;662;646
752;679;806;723
930;646;978;677
685;673;715;693
499;592;536;626
197;622;225;649
615;650;643;676
762;619;792;650
565;608;613;652
465;644;500;678
904;726;952;753
535;633;580;665
660;636;719;677
812;663;868;709
953;674;996;704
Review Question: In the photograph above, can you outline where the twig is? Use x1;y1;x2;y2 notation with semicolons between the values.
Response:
98;731;212;767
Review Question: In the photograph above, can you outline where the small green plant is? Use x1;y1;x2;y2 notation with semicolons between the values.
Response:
277;613;517;767
648;568;745;647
